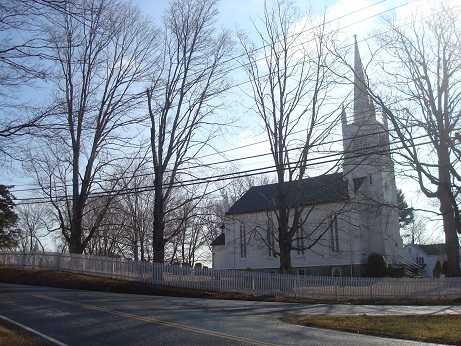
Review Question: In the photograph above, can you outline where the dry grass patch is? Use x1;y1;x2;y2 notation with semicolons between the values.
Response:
284;314;461;345
0;319;44;346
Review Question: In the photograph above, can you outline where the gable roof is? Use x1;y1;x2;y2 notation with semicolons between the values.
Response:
417;244;447;256
226;172;358;216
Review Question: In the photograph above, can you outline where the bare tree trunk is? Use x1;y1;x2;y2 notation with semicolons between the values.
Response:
438;144;461;276
153;172;165;264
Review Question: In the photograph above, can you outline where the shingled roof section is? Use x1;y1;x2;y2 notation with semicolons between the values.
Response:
418;244;447;256
226;172;357;216
210;233;225;246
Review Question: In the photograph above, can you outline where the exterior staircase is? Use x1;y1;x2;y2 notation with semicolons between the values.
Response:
392;255;423;277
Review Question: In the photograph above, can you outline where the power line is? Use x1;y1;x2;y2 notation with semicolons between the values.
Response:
9;98;453;197
12;129;439;205
2;0;403;177
6;0;455;199
4;124;395;194
187;1;413;110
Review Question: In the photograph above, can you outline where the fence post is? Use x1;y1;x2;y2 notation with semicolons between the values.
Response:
211;269;216;291
139;261;143;281
335;279;338;301
438;278;441;299
56;253;61;270
404;279;408;299
32;250;36;270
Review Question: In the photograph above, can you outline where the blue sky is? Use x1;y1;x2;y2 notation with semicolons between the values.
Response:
3;0;444;250
131;0;394;37
3;0;420;198
127;0;442;244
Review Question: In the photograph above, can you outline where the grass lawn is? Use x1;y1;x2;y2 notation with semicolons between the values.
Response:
284;314;461;345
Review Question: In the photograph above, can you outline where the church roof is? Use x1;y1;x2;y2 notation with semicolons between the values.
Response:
226;172;360;216
210;233;225;246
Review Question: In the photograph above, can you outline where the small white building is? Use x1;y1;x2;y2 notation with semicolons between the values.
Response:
211;41;404;276
403;244;451;278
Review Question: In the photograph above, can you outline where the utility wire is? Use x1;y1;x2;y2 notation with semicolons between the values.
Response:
12;130;439;205
5;124;412;194
7;0;456;198
10;104;455;197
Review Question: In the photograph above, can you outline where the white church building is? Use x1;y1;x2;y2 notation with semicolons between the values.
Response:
211;41;404;276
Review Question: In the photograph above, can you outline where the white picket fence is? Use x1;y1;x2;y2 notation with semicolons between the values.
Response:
1;251;460;300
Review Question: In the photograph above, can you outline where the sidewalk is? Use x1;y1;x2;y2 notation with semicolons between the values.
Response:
268;302;461;316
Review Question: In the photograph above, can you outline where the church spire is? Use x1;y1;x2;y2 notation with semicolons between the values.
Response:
353;36;375;124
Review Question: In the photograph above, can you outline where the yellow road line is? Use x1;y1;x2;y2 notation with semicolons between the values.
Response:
33;294;276;346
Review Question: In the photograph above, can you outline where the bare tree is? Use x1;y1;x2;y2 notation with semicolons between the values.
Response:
114;164;154;261
83;165;155;259
17;204;51;251
0;0;54;162
28;0;158;254
238;0;341;273
146;0;233;263
0;1;56;91
199;196;226;261
402;214;431;245
84;195;126;257
167;198;204;266
359;2;461;276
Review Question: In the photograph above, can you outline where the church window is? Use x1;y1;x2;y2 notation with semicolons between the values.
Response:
267;220;275;257
369;174;373;185
240;223;247;258
416;257;424;264
332;267;341;277
296;228;304;255
329;216;339;253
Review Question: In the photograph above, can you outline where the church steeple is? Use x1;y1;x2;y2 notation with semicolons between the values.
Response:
353;36;375;124
341;37;402;265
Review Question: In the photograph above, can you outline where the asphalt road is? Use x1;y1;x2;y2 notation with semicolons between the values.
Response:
1;283;457;345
